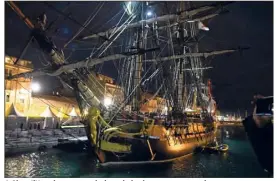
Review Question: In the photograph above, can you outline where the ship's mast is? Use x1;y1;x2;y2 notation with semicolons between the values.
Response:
132;30;143;112
175;2;188;113
131;2;143;113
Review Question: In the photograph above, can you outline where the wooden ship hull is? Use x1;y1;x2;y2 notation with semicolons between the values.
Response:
99;133;215;163
84;114;217;163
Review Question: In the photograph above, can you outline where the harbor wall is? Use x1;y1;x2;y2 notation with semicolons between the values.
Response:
5;116;82;130
5;127;87;155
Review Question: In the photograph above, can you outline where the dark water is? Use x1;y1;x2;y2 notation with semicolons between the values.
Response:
5;126;270;178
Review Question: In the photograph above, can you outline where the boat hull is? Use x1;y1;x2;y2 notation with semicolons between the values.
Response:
97;131;215;162
84;113;217;163
150;132;214;159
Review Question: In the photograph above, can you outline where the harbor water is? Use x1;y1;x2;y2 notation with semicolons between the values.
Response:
5;126;270;178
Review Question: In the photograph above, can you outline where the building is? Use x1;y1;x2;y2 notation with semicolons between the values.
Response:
5;56;166;119
95;73;124;104
5;56;33;115
4;56;79;118
95;73;167;114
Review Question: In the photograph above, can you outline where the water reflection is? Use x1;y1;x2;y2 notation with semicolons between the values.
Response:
5;126;270;178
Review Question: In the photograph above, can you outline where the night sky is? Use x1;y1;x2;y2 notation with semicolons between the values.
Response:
5;1;273;115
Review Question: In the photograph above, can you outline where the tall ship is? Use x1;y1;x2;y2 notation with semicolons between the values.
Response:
6;1;247;164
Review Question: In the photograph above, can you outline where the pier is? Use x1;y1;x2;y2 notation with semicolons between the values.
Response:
5;128;87;155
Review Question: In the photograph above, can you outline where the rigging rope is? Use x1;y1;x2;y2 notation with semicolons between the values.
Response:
98;15;137;57
44;2;108;42
63;2;105;48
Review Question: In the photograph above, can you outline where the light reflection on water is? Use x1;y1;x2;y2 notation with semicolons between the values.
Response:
5;126;270;178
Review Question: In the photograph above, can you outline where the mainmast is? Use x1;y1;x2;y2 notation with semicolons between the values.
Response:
132;30;143;112
175;2;188;113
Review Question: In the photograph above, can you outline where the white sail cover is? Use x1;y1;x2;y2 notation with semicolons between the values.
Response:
40;106;55;118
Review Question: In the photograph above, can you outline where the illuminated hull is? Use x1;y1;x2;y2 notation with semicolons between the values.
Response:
95;132;215;163
85;119;216;163
150;132;214;159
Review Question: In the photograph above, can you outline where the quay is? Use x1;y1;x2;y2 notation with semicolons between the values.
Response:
5;127;87;155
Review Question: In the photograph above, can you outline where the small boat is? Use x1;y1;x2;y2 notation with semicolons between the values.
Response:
218;144;229;152
200;143;229;153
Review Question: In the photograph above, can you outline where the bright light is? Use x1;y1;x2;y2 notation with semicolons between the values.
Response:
104;97;113;107
31;82;41;92
84;108;88;116
164;106;168;111
146;11;152;17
